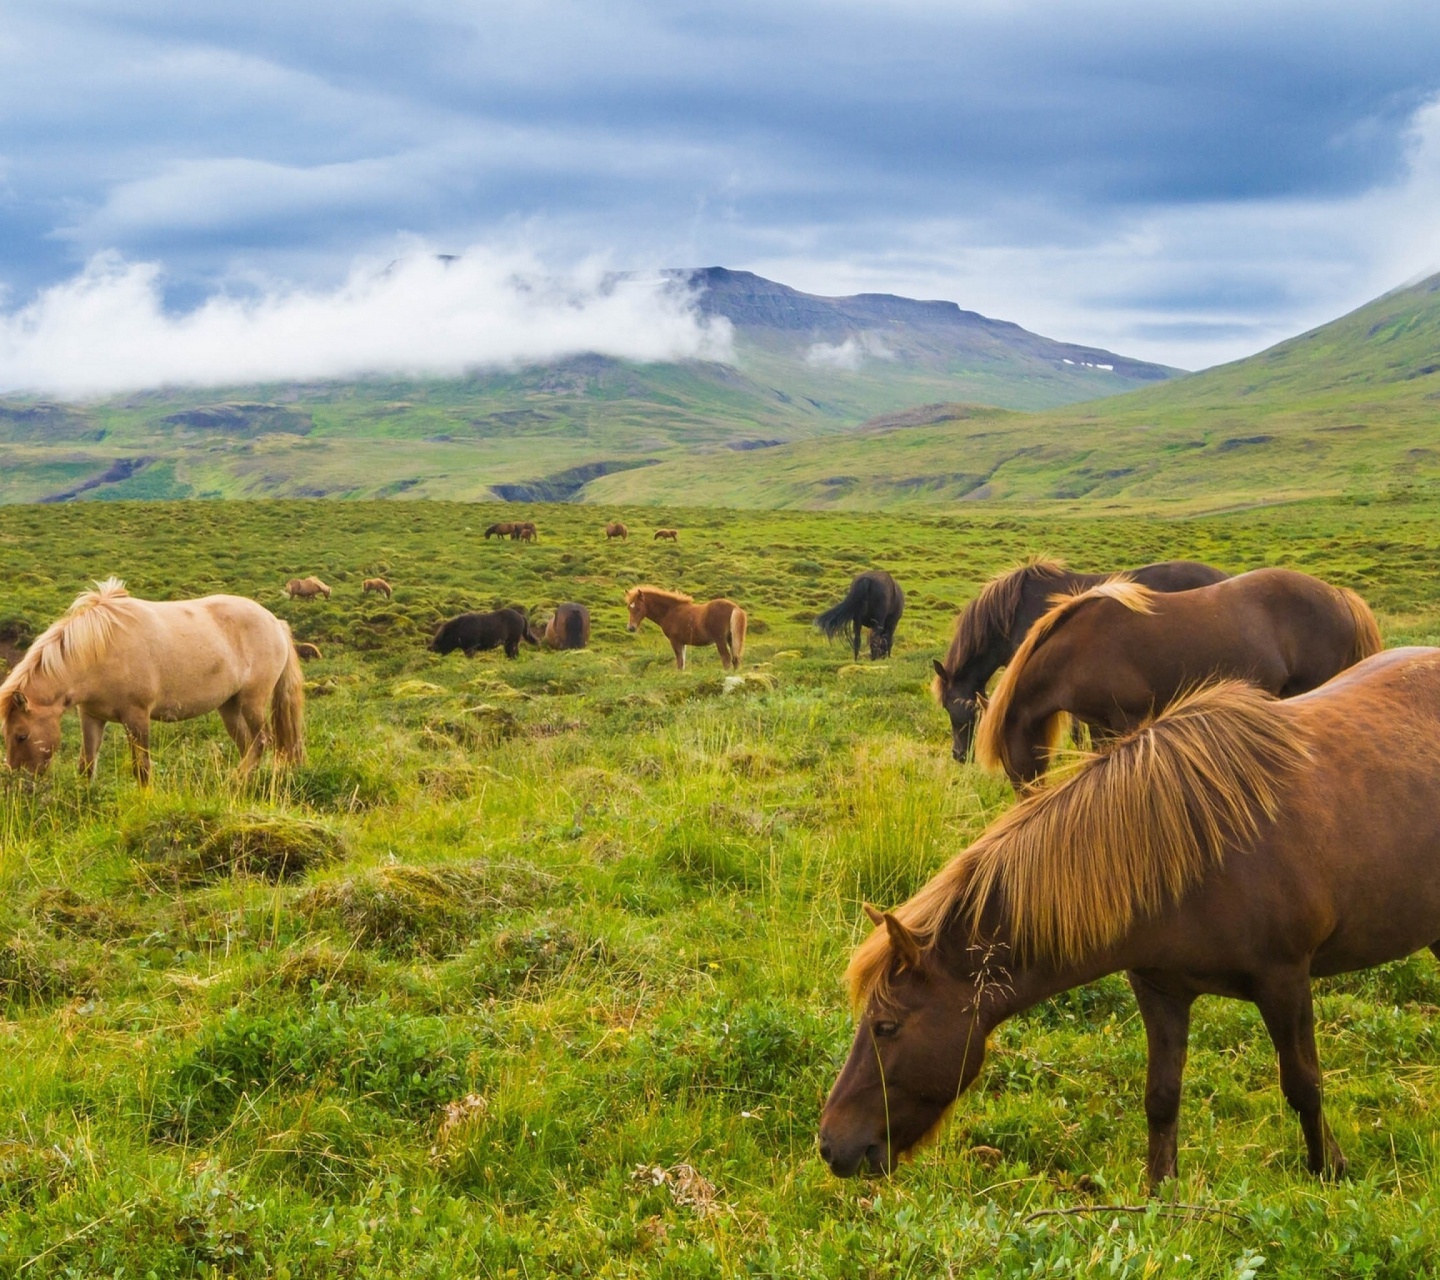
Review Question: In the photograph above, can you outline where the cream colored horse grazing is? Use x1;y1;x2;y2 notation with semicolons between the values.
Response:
0;578;304;783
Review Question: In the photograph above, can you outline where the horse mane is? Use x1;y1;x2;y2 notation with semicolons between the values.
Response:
931;557;1070;701
1339;587;1383;665
625;585;693;606
973;579;1155;774
0;577;132;711
849;680;1310;1005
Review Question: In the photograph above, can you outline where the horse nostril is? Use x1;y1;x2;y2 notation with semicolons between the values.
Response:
818;1138;833;1164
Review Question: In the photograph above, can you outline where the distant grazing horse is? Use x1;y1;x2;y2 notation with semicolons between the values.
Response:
294;642;323;661
816;570;905;660
653;528;679;542
485;523;518;540
976;568;1383;787
625;586;746;670
605;522;629;541
516;522;538;543
1;578;304;783
362;577;392;599
932;558;1228;762
286;576;331;600
430;608;539;659
543;603;590;650
823;649;1440;1188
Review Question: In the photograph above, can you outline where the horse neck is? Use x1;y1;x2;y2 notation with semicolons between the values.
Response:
950;570;1093;697
643;595;685;625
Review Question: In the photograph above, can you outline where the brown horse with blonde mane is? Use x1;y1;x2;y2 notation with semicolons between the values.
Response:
823;648;1440;1188
605;522;629;541
976;566;1382;786
1;578;304;783
625;586;746;670
362;577;392;598
931;558;1228;762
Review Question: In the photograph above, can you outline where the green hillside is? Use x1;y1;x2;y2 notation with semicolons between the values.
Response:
0;270;1174;504
594;273;1440;511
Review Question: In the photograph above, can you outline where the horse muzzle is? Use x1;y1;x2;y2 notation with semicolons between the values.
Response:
818;1129;890;1178
626;623;637;633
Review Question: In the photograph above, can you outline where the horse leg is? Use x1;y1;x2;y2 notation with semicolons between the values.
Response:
1127;972;1194;1189
119;710;152;786
851;621;861;662
1255;969;1347;1178
79;713;106;779
716;635;732;670
671;639;687;670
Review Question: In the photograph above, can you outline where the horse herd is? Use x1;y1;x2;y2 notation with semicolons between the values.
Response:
3;548;1438;1189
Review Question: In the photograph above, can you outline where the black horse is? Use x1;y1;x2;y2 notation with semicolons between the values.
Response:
816;570;905;660
931;558;1228;762
430;607;539;658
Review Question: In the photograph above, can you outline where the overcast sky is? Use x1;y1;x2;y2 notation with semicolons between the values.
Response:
4;0;1440;392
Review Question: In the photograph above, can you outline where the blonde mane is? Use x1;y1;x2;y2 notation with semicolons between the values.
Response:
930;558;1069;702
974;578;1155;774
625;585;694;606
849;680;1310;1005
0;577;132;711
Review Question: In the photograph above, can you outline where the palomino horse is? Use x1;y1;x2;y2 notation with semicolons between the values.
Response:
362;577;393;598
931;558;1228;762
605;522;629;541
1;578;304;783
625;586;746;670
822;649;1440;1187
816;570;905;660
286;576;331;600
653;528;679;542
975;567;1382;786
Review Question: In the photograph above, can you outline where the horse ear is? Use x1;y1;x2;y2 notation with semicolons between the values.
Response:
863;903;921;969
931;659;948;682
974;691;989;713
9;690;26;713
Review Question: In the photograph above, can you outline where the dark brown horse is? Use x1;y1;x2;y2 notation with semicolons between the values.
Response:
625;586;746;670
543;603;590;650
516;522;537;542
822;648;1440;1188
816;570;905;660
976;567;1383;786
484;522;518;540
653;528;679;541
931;558;1228;762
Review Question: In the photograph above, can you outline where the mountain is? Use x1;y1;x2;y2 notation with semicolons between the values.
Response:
0;269;1174;503
590;271;1440;512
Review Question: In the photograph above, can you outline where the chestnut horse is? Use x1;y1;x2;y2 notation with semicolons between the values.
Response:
362;577;392;598
822;648;1440;1188
653;528;679;541
931;558;1228;762
976;567;1382;786
1;578;304;783
605;522;629;541
516;522;537;543
543;603;590;650
625;586;746;670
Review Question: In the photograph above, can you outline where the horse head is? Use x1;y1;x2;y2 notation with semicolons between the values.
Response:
819;905;1004;1177
870;629;894;660
932;660;983;762
625;590;646;633
2;688;63;774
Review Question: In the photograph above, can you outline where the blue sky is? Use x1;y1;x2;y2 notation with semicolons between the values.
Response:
4;0;1440;390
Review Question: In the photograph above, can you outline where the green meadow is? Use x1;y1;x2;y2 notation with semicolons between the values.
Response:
3;496;1440;1277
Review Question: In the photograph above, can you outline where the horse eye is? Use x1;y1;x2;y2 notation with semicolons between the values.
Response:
15;732;27;742
872;1020;900;1039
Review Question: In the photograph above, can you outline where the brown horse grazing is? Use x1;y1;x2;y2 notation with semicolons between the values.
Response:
931;558;1229;763
605;522;629;541
975;567;1382;787
822;648;1440;1188
484;522;518;539
286;576;331;600
625;586;746;670
294;641;323;661
516;522;538;543
1;578;304;783
543;603;590;650
653;528;679;541
362;577;392;599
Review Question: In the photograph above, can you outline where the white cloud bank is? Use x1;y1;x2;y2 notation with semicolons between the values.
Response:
0;250;733;399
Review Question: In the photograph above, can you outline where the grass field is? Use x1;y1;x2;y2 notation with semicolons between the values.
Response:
4;497;1440;1277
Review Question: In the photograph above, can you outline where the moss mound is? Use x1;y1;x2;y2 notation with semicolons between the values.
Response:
125;808;347;884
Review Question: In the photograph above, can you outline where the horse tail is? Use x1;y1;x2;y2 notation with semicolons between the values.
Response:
1339;587;1383;663
271;635;306;765
565;608;586;649
729;607;747;667
815;578;867;642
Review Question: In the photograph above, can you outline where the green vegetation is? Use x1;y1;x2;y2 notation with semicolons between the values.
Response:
3;497;1440;1275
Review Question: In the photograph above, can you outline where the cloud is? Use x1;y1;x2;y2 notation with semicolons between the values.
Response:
0;248;732;397
804;332;895;371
